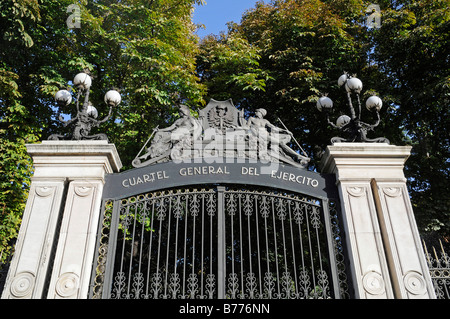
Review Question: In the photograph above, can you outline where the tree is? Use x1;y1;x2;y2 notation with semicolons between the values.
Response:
196;0;449;239
35;0;207;166
0;0;205;261
369;0;450;236
197;31;271;104
1;0;448;263
0;0;42;261
197;0;373;160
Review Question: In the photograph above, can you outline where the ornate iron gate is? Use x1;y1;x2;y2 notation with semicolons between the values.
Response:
423;241;450;299
90;184;350;299
88;99;351;299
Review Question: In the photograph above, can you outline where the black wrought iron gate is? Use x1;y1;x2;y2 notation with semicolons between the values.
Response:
90;184;350;299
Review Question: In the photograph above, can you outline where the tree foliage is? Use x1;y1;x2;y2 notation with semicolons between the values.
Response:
369;0;449;235
198;0;376;162
0;0;41;260
0;0;205;261
196;0;449;237
0;0;448;261
197;31;271;103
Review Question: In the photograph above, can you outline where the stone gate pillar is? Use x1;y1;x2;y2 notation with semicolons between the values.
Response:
1;140;122;299
320;143;435;299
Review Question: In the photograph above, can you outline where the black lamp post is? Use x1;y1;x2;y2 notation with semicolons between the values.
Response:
316;72;389;144
48;71;121;141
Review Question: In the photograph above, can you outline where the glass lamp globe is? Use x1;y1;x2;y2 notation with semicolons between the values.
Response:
104;90;121;106
366;95;383;112
345;77;363;93
55;89;72;106
86;104;98;118
73;72;92;90
316;96;333;112
338;74;348;87
336;115;351;128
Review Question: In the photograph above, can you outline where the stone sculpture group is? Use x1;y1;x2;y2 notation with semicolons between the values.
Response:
132;99;310;169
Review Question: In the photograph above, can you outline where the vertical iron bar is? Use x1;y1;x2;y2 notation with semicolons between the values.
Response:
182;194;189;298
209;193;213;298
173;196;181;299
201;193;205;298
322;199;341;299
119;204;131;298
264;199;270;295
288;200;299;294
191;195;197;296
246;194;254;298
135;200;146;299
227;191;236;299
271;197;280;295
297;203;307;296
102;199;121;298
280;199;288;274
313;205;325;298
89;199;108;298
126;201;138;298
145;198;156;298
163;196;172;298
217;186;225;299
247;197;253;279
279;198;289;298
239;194;244;298
255;195;262;297
230;193;235;288
155;197;164;299
305;204;317;291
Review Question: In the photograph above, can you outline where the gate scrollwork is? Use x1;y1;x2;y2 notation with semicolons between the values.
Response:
90;185;349;299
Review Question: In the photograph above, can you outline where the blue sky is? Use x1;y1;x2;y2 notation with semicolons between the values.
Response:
193;0;265;38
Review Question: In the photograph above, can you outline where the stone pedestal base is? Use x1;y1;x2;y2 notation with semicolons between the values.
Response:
320;143;435;299
1;141;122;299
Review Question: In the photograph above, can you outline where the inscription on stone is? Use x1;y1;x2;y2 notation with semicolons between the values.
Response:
122;170;169;188
179;165;231;176
270;170;319;187
119;164;320;192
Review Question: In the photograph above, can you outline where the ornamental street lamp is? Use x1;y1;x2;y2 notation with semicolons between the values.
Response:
316;72;389;144
48;71;121;141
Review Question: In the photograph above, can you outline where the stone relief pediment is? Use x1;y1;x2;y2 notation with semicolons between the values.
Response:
132;99;310;169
